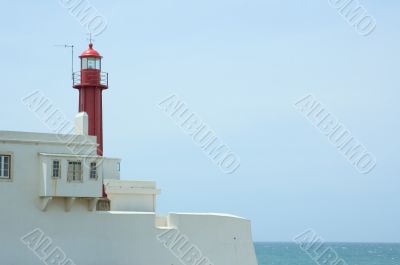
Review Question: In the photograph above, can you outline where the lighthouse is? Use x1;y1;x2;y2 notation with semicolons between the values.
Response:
73;42;108;156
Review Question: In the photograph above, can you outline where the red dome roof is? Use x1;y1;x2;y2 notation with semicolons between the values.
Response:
79;43;102;58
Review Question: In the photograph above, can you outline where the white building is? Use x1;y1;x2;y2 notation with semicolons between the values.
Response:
0;43;258;265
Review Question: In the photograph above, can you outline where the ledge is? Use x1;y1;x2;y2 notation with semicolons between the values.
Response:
104;179;160;195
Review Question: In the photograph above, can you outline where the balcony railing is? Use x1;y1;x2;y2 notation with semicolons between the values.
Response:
73;71;108;87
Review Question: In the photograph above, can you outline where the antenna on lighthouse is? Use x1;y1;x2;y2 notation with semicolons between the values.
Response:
86;33;95;47
54;44;75;80
88;32;93;44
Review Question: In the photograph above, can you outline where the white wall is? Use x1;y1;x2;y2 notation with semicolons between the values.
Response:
0;131;258;265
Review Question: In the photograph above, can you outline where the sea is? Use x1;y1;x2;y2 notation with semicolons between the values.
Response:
254;242;400;265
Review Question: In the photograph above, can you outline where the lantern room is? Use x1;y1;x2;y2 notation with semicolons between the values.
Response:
80;43;102;70
73;43;108;89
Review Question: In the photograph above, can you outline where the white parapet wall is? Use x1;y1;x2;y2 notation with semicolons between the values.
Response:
156;213;259;265
104;179;160;212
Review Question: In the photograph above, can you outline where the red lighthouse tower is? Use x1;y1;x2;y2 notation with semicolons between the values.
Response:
73;42;108;156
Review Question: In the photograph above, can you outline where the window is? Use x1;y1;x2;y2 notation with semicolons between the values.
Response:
0;155;11;179
52;160;61;179
81;58;88;69
87;58;96;69
90;162;97;180
95;59;101;69
67;161;82;182
81;58;101;70
117;162;120;172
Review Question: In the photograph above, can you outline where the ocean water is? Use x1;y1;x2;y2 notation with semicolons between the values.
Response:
255;242;400;265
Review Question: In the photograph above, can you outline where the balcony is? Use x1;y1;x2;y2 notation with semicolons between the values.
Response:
72;71;108;88
38;153;120;211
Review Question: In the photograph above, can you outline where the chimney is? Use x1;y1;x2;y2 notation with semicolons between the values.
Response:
75;112;89;135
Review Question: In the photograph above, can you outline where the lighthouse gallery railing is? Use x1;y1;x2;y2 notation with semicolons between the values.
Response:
72;71;108;87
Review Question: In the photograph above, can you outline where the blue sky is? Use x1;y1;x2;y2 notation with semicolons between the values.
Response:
0;0;399;242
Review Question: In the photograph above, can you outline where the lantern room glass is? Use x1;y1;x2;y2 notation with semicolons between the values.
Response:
81;58;101;70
